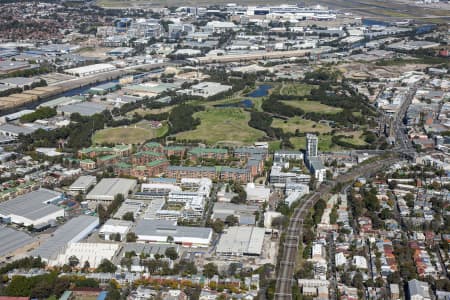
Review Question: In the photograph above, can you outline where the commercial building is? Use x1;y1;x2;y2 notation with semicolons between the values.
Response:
212;202;259;225
0;227;35;259
50;242;120;268
64;63;116;77
216;226;266;256
245;183;270;203
0;189;64;227
86;178;137;208
56;102;108;117
0;124;37;138
69;175;97;194
306;133;318;158
31;215;99;262
178;82;232;98
135;219;212;247
99;219;133;241
408;279;431;300
308;157;326;182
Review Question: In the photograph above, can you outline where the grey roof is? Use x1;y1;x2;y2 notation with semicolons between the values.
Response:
0;226;35;257
69;175;96;190
234;147;268;155
86;178;137;201
0;189;62;221
0;77;36;86
57;102;107;116
122;242;177;256
0;124;37;135
31;215;98;260
408;279;430;298
135;219;211;239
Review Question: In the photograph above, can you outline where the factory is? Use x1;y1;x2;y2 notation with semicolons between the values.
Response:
135;219;213;247
99;219;133;241
31;215;99;262
0;188;64;227
50;242;120;268
69;175;97;194
216;226;266;257
0;226;35;259
86;178;137;209
64;63;116;77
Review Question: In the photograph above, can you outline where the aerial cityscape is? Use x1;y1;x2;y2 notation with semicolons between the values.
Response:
0;1;449;300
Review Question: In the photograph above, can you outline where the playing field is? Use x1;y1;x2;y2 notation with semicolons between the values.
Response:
280;83;316;97
175;107;265;145
290;134;337;152
281;100;342;114
272;117;332;135
93;121;168;144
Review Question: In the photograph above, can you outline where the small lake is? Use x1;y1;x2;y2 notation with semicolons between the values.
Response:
247;84;272;98
214;99;253;109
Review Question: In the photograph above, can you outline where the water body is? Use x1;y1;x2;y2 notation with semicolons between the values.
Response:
362;19;390;27
214;99;253;109
247;84;272;98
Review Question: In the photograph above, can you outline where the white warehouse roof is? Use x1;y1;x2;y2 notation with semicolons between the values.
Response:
216;226;265;256
86;178;137;202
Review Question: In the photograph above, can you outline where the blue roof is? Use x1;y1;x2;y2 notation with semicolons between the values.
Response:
97;291;108;300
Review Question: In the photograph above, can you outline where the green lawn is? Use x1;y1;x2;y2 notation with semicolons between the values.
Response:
281;100;342;114
175;107;265;145
290;134;338;152
280;83;316;97
272;117;332;135
339;131;368;146
93;121;168;145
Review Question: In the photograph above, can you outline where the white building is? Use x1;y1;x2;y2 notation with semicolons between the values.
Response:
50;242;120;268
99;219;133;241
216;226;266;256
69;175;97;194
65;63;116;77
0;189;64;227
86;178;137;208
352;255;368;270
245;183;270;203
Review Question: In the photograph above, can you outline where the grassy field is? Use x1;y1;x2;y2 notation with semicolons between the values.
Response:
93;121;168;144
280;83;316;97
290;134;337;152
272;117;332;135
281;100;342;114
126;105;174;117
175;107;265;145
339;131;368;146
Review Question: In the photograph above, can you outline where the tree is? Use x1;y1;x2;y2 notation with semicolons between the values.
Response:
82;261;91;272
225;215;239;226
68;255;79;268
126;232;137;242
165;247;179;260
211;219;224;233
122;211;134;222
96;259;117;273
166;235;174;243
203;263;219;278
97;204;108;225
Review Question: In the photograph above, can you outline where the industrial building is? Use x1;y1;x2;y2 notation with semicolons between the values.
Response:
0;188;64;227
212;202;259;225
0;226;35;259
31;215;99;262
86;178;137;208
216;226;266;256
64;63;116;77
135;219;212;247
50;242;120;268
99;219;132;241
69;175;97;194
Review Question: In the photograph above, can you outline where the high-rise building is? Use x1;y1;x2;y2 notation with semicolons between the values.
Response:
306;134;318;158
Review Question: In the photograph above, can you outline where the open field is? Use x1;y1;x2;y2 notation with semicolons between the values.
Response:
290;134;337;152
279;83;316;97
93;121;168;144
175;107;265;145
126;105;175;117
339;130;368;146
272;117;333;135
281;100;342;114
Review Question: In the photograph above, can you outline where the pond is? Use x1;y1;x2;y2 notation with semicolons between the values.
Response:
214;99;253;109
247;84;272;98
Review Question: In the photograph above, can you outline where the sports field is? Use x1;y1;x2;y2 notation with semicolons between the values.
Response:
272;117;332;135
279;83;316;97
175;107;265;145
92;121;168;144
281;100;342;114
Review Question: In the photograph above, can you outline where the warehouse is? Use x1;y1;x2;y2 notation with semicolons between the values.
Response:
64;63;116;77
135;219;212;247
86;178;137;209
216;226;266;257
50;242;120;268
56;101;108;117
69;175;97;194
0;226;35;259
31;215;99;262
99;219;132;241
122;243;179;259
0;188;64;226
